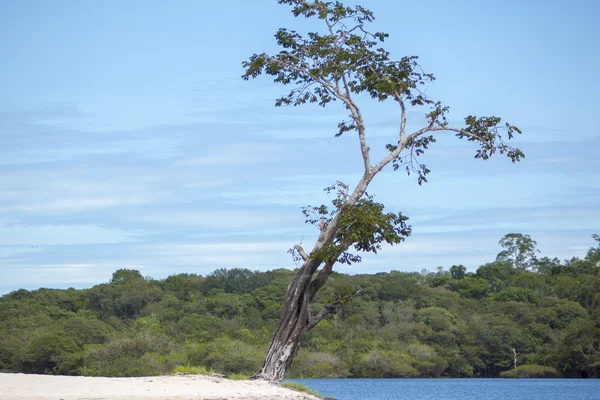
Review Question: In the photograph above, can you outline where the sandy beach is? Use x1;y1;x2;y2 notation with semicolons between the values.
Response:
0;373;321;400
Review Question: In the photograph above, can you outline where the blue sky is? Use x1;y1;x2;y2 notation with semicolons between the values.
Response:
1;0;599;294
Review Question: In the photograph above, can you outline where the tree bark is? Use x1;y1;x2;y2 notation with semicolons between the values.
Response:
253;254;362;381
252;261;316;382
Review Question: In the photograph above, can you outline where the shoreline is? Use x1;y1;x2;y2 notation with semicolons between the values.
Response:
0;373;321;400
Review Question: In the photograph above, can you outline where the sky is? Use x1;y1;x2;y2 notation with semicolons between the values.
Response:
1;0;599;294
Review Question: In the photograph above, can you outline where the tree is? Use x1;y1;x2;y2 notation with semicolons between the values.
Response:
586;234;600;266
476;261;520;292
110;269;145;285
242;0;524;382
450;265;467;280
496;233;540;270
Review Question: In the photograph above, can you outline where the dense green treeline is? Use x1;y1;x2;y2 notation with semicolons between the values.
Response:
1;234;599;378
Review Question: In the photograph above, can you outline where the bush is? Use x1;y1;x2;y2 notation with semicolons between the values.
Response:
188;338;264;375
288;351;349;378
352;349;418;378
74;335;178;376
500;364;560;378
65;317;114;347
492;287;538;303
20;330;79;373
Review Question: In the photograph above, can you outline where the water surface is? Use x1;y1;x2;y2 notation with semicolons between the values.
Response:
289;378;600;400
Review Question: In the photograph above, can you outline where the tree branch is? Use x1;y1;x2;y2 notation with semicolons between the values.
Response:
306;290;363;331
268;55;339;99
373;122;499;175
308;261;334;301
396;93;407;147
406;125;497;150
324;16;371;173
316;171;371;248
294;244;309;261
373;139;407;175
347;99;371;173
270;52;371;174
371;92;409;174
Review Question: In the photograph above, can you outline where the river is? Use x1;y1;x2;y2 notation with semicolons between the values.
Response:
289;378;600;400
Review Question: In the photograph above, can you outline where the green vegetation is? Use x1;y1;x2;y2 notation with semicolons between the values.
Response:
227;373;251;381
172;364;212;375
282;381;322;397
1;234;599;379
500;365;560;378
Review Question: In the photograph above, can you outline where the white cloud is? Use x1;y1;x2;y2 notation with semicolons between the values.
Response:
174;143;285;166
147;241;291;255
531;157;575;164
182;179;233;189
2;225;144;246
0;264;131;291
0;197;151;214
132;210;296;229
137;240;296;269
0;171;169;216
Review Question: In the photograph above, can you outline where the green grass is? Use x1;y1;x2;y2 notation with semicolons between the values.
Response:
172;364;213;375
281;381;321;398
227;373;251;380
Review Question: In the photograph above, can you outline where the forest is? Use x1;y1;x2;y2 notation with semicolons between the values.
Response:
1;234;599;379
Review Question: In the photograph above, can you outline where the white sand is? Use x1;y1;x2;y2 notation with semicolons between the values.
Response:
0;373;321;400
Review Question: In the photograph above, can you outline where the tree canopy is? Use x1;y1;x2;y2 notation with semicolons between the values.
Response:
1;234;599;379
497;233;540;270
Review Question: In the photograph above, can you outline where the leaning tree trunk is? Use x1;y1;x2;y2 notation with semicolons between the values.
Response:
253;177;373;382
253;258;357;381
253;259;320;382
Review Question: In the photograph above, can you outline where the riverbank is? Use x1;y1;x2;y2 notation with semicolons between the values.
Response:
0;373;321;400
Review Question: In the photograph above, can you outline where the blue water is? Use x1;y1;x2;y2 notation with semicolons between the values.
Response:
288;378;600;400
